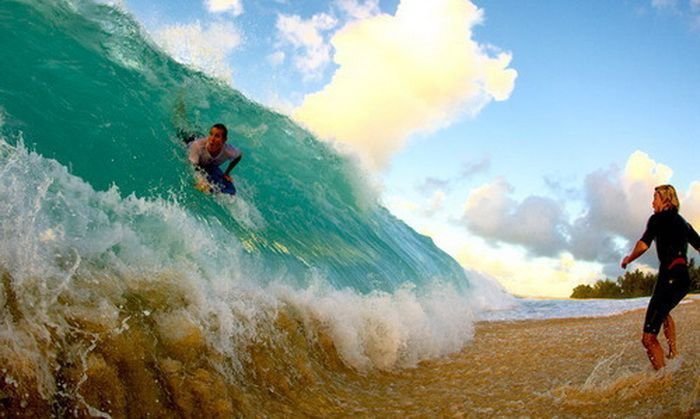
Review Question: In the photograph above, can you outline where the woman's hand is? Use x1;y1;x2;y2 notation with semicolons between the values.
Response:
621;255;631;269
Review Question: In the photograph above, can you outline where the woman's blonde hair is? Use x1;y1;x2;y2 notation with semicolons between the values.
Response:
655;184;680;211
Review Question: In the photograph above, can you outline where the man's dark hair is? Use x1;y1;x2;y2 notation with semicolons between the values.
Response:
212;123;228;140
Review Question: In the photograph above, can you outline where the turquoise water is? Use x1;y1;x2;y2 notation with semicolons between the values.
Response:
1;3;668;415
0;0;467;293
0;0;492;379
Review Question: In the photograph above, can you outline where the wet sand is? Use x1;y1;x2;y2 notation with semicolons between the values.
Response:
2;287;699;418
332;297;700;417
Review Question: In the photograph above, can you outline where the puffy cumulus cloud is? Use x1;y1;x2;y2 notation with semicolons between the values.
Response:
384;194;600;298
276;13;338;78
460;151;685;267
293;0;517;169
462;178;568;257
600;150;670;236
565;167;631;264
394;150;699;297
567;151;673;263
155;21;242;83
682;181;700;226
205;0;243;15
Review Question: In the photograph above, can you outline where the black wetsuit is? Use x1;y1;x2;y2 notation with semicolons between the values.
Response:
639;209;700;334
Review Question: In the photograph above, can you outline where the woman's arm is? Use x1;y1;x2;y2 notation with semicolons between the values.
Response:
621;240;650;269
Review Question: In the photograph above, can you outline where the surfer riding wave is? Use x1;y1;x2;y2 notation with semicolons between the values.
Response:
182;123;242;195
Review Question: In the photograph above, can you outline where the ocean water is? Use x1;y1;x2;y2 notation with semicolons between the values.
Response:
0;1;673;417
479;296;651;322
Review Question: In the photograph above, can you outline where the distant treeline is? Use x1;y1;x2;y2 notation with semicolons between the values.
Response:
571;258;700;299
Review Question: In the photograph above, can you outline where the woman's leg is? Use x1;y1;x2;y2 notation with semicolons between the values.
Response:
661;266;690;360
642;290;668;370
641;332;666;370
663;315;677;359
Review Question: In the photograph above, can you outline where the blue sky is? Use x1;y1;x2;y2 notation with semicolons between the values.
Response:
122;0;700;297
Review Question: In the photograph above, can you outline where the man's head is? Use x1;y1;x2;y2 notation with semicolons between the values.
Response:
653;184;679;213
206;123;228;155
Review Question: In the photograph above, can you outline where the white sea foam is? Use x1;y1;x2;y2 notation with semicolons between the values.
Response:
0;138;487;371
1;137;650;376
271;278;478;370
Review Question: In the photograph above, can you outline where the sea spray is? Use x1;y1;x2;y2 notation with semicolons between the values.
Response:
550;344;682;408
0;0;501;413
0;133;482;348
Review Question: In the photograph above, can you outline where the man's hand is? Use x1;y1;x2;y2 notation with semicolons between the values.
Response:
195;175;210;193
223;174;233;183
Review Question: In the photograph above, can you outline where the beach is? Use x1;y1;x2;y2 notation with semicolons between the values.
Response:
3;291;698;418
333;298;700;417
2;2;699;417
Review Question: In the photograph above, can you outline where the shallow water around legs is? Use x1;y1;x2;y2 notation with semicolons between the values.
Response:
336;301;700;417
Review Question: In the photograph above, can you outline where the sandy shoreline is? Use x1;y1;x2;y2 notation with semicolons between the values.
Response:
3;291;699;417
322;297;700;417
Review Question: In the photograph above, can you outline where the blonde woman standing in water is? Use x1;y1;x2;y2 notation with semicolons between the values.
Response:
621;184;700;370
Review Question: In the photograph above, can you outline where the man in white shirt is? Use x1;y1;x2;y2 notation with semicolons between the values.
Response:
187;123;242;195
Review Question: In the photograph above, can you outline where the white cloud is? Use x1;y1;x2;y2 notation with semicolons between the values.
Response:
567;151;673;265
293;0;517;170
155;21;242;83
459;151;687;270
682;181;700;226
205;0;243;15
462;178;568;257
388;150;700;297
335;0;381;20
276;13;338;78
